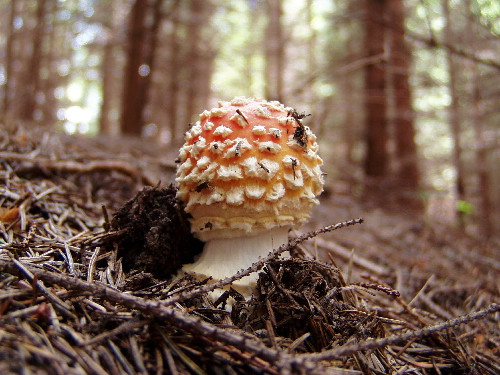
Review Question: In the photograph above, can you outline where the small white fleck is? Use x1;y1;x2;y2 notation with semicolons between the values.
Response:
266;183;286;201
226;187;245;205
284;170;304;190
252;125;267;135
196;155;211;170
213;125;233;138
244;184;266;199
180;167;203;185
241;157;279;180
230;112;247;127
191;137;206;158
286;135;304;151
176;157;193;177
217;164;243;181
199;110;211;121
206;188;225;204
189;124;203;138
282;155;300;168
278;117;291;127
305;149;318;161
262;101;283;112
301;163;313;177
209;141;224;154
224;138;252;158
230;97;251;106
269;128;281;138
254;106;271;119
256;141;282;154
199;162;219;180
204;121;214;131
178;147;189;162
210;108;229;118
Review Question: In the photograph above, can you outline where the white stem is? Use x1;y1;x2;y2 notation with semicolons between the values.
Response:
182;227;290;295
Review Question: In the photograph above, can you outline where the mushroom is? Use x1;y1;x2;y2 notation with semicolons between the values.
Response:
175;97;324;297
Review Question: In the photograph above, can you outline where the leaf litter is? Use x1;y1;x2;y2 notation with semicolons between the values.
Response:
0;126;498;374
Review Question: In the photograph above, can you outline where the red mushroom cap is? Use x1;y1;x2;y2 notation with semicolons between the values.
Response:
176;97;324;241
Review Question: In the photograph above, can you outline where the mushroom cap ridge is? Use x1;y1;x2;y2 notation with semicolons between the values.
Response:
176;97;324;241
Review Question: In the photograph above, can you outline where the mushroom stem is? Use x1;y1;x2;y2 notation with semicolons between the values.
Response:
182;226;290;296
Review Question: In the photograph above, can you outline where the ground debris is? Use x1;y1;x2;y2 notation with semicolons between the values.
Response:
0;127;498;374
110;185;203;279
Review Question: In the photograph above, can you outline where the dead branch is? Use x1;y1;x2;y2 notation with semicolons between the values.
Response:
0;256;298;372
292;303;499;364
165;218;364;305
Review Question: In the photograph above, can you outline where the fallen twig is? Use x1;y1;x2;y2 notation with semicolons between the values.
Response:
166;218;364;305
291;303;499;365
0;257;296;372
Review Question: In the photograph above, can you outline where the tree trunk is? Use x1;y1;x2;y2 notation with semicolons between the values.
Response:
264;0;284;102
120;0;150;136
388;0;420;193
20;0;47;122
2;0;17;119
306;0;317;118
185;0;206;123
242;3;258;97
467;0;492;237
443;0;466;228
99;37;115;136
363;0;388;178
165;3;181;145
40;0;60;127
142;0;163;126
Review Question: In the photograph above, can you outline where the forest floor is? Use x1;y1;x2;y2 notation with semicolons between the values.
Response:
0;125;498;374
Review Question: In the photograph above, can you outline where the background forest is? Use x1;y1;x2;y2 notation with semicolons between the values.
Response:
0;0;499;238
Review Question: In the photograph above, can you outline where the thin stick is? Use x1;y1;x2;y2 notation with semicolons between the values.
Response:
10;257;75;319
166;219;364;305
291;303;499;364
0;258;293;370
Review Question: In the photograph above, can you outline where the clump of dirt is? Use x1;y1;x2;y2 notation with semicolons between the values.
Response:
111;185;203;279
243;259;384;352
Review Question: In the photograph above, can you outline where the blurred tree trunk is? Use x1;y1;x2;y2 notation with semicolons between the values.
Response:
388;0;420;194
341;73;356;165
363;0;388;178
98;0;120;136
339;0;361;165
195;3;215;116
99;38;115;136
120;0;162;136
242;3;258;97
41;0;60;127
467;1;492;238
471;78;492;237
264;0;284;102
142;0;164;128
198;48;215;115
2;0;17;118
121;0;148;136
306;0;317;120
166;3;181;145
185;0;206;123
20;0;47;122
443;0;466;228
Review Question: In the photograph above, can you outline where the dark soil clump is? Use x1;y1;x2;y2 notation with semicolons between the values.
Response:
246;259;384;352
111;185;203;279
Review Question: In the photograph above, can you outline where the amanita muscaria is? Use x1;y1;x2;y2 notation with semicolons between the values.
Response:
175;97;324;296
